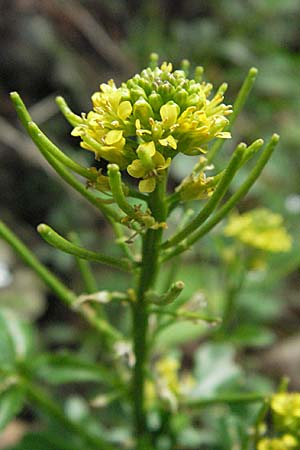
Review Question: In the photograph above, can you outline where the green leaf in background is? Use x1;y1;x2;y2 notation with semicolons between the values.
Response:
0;309;35;370
228;324;275;347
191;343;242;398
29;352;116;386
7;431;84;450
0;386;25;432
155;321;207;349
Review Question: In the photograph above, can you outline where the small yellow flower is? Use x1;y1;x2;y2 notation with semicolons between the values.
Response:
127;142;171;193
224;208;292;253
175;156;216;200
155;357;181;396
257;435;298;450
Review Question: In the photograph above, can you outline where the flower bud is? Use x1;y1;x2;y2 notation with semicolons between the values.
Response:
130;86;147;102
158;82;175;99
173;89;188;108
133;98;154;123
148;92;163;112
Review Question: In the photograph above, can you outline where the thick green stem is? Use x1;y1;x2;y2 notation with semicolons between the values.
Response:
132;176;167;449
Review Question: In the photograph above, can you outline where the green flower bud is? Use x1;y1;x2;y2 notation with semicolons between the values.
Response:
133;98;154;123
138;78;152;95
130;86;147;102
194;66;204;82
173;89;188;108
148;92;163;112
187;93;201;107
158;82;175;99
181;59;190;76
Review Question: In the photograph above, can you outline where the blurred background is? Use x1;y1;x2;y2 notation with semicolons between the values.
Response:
1;0;300;448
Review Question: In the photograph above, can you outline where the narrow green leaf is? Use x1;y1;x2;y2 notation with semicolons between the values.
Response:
29;353;118;386
0;309;34;369
0;386;25;431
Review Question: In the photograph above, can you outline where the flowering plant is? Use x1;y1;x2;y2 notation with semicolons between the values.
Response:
0;56;286;450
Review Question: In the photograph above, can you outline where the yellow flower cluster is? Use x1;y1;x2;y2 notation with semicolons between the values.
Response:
257;435;298;450
224;208;292;253
72;61;232;192
271;393;300;430
257;393;300;449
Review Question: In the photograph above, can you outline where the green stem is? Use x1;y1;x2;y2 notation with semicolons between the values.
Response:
0;220;121;342
219;264;246;335
183;392;267;408
68;232;99;294
22;378;117;450
146;281;184;305
37;223;132;272
207;67;258;163
111;221;136;261
10;92;120;222
30;122;97;182
150;307;221;324
162;134;279;262
132;176;167;449
162;142;246;250
0;220;74;306
56;96;83;126
108;164;150;228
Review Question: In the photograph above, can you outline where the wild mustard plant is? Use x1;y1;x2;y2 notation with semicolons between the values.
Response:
0;55;283;449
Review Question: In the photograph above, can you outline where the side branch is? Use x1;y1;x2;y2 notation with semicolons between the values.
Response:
207;67;258;163
37;224;132;272
162;134;279;262
10;92;121;222
0;220;121;341
162;142;246;249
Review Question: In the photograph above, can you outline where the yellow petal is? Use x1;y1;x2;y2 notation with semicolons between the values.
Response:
127;160;146;178
100;80;116;93
108;91;122;110
161;62;173;72
137;141;156;158
71;126;85;137
152;151;165;166
216;131;231;139
105;130;123;145
159;135;177;149
160;102;179;127
139;177;156;193
118;101;132;120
